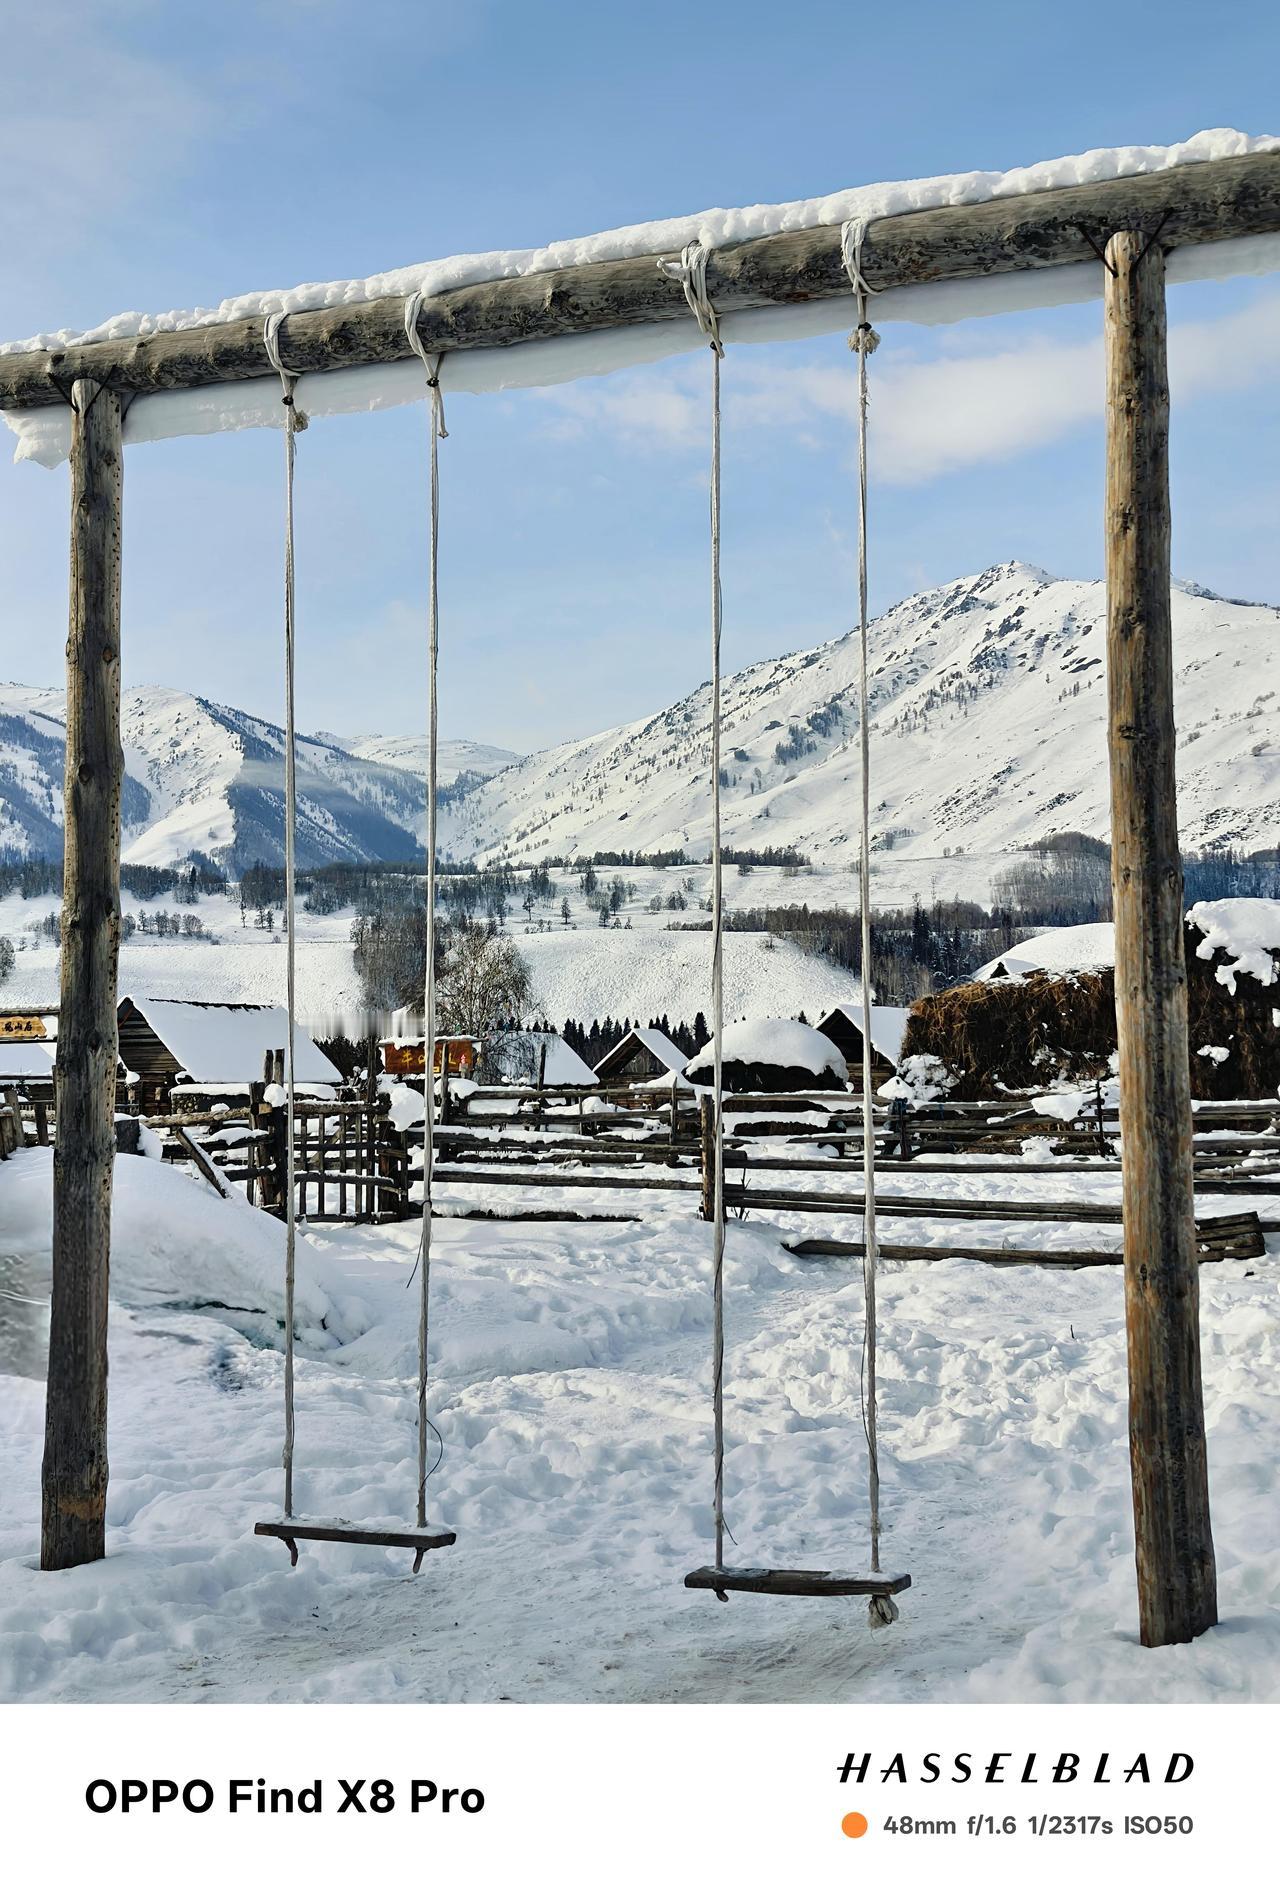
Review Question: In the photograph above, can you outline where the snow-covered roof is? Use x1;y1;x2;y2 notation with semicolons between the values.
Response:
818;1003;910;1065
0;1014;59;1079
686;1017;847;1079
7;130;1277;468
595;1026;687;1077
975;903;1280;992
519;1032;598;1086
0;1039;56;1078
974;922;1116;981
122;997;342;1084
1187;898;1280;992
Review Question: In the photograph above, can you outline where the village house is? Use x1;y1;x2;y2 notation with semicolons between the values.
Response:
0;1012;57;1090
592;1025;688;1085
815;1003;909;1088
115;996;342;1110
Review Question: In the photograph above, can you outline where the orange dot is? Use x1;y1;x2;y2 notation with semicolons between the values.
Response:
841;1812;869;1839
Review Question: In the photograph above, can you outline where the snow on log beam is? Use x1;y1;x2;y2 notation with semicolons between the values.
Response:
2;153;1279;411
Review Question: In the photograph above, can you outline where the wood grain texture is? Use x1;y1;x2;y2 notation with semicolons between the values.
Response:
2;154;1278;410
1104;231;1218;1648
41;382;123;1572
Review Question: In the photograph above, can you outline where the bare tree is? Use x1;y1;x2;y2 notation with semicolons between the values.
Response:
438;924;536;1081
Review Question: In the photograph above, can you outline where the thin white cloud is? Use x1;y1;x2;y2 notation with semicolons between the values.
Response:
538;378;705;450
536;294;1280;486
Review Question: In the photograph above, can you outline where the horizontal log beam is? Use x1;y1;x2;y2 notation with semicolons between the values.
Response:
785;1239;1250;1267
3;153;1279;412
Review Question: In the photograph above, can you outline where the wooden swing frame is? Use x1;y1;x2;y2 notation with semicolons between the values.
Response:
13;148;1280;1649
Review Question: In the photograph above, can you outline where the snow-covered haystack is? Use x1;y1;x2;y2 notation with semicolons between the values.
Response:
901;969;1117;1100
0;1148;331;1336
1185;898;1280;1100
685;1018;847;1094
902;899;1280;1101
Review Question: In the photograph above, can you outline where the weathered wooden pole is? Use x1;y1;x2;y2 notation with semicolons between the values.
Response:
41;379;124;1571
1104;231;1217;1647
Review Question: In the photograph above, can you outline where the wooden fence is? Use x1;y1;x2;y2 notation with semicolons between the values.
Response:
6;1077;1279;1251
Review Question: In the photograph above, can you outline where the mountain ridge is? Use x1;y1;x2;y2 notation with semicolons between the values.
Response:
4;564;1277;871
438;562;1280;866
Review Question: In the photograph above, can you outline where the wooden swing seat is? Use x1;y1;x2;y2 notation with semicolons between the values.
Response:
255;1519;456;1572
685;1565;910;1598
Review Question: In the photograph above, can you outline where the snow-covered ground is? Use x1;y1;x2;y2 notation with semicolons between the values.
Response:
2;1145;1276;1704
0;866;889;1031
0;889;367;1030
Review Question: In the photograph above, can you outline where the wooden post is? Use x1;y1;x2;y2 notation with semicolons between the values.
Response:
364;1034;378;1221
1104;230;1217;1647
299;1108;309;1219
339;1110;348;1218
41;380;123;1572
271;1048;287;1217
0;1087;20;1158
699;1094;715;1222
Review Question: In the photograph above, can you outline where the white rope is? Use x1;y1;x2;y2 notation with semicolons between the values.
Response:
263;310;306;1519
840;217;881;306
841;223;890;1613
404;291;449;439
657;242;725;358
404;292;447;1529
663;244;727;1580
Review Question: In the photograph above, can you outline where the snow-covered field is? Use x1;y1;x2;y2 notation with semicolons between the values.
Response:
0;890;367;1029
0;864;910;1031
2;1146;1276;1705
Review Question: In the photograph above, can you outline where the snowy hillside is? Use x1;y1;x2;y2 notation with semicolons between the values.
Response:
338;732;518;787
440;564;1280;866
517;926;859;1030
0;877;863;1036
0;684;437;872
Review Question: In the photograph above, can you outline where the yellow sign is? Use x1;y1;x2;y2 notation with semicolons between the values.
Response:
0;1015;48;1041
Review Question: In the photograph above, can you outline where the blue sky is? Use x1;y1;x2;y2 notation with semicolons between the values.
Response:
1;0;1277;750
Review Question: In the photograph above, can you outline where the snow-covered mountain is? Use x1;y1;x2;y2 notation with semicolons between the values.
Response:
0;685;431;870
439;563;1280;866
336;733;518;787
5;565;1277;874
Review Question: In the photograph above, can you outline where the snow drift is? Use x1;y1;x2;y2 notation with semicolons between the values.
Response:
0;1148;331;1335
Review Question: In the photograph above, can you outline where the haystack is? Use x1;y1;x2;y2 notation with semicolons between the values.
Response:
685;1017;847;1094
901;900;1280;1101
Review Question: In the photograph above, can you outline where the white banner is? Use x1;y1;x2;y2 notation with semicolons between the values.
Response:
1;1701;1264;1884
